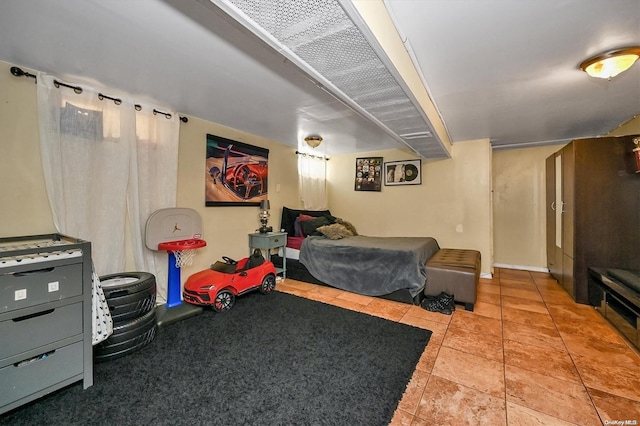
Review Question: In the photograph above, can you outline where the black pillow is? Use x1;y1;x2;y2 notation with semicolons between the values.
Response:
300;216;333;237
280;207;332;236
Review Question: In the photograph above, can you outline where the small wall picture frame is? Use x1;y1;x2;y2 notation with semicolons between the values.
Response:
384;159;422;186
354;157;382;191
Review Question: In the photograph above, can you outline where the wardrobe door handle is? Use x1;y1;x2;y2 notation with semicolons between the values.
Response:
551;201;556;211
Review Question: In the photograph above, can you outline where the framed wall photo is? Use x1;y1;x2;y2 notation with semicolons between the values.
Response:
384;159;422;186
354;157;383;191
205;134;269;206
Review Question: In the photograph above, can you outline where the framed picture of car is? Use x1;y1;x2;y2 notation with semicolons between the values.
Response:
384;159;422;186
205;134;269;206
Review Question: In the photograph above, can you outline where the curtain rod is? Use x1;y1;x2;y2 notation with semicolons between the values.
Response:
296;150;329;161
10;66;188;123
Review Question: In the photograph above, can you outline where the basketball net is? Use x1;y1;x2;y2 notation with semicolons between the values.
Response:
172;249;197;268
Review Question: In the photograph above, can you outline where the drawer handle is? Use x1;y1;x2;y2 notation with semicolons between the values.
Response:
274;239;279;243
12;309;55;322
13;267;55;277
14;350;55;367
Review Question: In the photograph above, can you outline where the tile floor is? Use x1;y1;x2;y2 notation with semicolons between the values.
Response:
276;268;640;425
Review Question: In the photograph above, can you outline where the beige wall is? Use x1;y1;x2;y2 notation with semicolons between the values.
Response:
1;52;494;283
607;115;640;136
492;145;563;270
491;114;640;271
0;57;493;281
4;53;637;281
172;117;301;279
0;61;55;236
327;140;493;275
0;60;301;284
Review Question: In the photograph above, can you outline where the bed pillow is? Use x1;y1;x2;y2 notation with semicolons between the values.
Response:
294;214;315;237
280;207;332;236
335;217;358;236
317;223;354;240
300;216;333;237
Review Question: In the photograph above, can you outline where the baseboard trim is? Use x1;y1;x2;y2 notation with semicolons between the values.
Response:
493;263;550;273
480;272;493;279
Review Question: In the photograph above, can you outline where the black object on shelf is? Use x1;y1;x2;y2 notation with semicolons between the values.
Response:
588;267;640;350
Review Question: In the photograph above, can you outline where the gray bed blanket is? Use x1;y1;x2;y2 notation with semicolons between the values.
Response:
298;235;440;298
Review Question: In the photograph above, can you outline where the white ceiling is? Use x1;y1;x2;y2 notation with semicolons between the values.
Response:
0;0;638;157
384;0;640;149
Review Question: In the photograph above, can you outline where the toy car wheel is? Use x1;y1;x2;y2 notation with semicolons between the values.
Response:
260;274;276;294
213;289;235;312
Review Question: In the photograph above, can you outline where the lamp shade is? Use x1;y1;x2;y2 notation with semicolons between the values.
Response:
260;200;270;210
580;47;640;79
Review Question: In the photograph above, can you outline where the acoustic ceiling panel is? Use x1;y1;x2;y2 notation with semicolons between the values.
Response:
213;0;450;159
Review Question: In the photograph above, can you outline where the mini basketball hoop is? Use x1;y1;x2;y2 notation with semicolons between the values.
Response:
158;239;207;269
145;208;207;309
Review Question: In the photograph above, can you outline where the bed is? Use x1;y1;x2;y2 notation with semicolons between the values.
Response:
272;207;440;304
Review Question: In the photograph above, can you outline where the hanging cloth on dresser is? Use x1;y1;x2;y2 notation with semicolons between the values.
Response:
92;266;113;345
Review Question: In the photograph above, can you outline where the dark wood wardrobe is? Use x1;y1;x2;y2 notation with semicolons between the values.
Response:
546;135;640;304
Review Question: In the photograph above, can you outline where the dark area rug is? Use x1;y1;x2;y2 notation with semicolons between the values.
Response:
1;291;431;426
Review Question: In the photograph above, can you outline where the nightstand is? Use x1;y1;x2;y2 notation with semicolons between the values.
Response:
248;232;287;278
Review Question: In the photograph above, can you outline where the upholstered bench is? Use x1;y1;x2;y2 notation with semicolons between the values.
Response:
425;248;481;311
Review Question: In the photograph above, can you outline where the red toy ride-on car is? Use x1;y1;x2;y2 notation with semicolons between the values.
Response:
183;249;277;312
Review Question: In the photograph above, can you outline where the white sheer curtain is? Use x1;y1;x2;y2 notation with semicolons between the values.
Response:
127;107;179;303
37;74;133;275
298;154;327;210
37;74;179;301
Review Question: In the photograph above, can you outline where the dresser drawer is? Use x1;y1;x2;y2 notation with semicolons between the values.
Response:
0;341;83;408
0;302;83;360
249;233;287;249
0;264;82;313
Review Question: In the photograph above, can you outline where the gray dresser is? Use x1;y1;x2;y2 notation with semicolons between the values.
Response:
0;234;93;414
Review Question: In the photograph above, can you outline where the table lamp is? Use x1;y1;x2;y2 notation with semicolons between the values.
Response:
259;200;272;233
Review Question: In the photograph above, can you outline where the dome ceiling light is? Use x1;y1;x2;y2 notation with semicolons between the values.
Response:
304;135;323;148
580;47;640;79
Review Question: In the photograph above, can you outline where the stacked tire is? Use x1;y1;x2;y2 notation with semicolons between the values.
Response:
94;272;158;363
